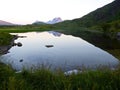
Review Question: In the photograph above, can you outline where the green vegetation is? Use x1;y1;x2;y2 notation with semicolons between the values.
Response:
0;24;56;33
0;32;13;46
0;63;120;90
71;0;120;28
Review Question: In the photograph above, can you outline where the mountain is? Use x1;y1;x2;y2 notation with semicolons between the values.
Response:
47;17;62;24
32;21;46;25
32;17;62;25
0;20;14;26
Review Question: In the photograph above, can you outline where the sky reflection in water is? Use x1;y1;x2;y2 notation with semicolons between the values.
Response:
0;31;119;71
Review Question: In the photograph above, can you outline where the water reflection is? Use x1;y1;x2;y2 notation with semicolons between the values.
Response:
0;31;119;71
48;31;61;37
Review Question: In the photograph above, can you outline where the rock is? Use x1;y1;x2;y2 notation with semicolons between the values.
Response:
13;42;22;47
18;36;27;38
45;45;54;48
64;69;82;76
17;42;22;47
19;59;23;62
12;43;17;46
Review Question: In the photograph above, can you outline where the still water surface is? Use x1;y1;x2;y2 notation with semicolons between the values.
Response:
0;31;119;71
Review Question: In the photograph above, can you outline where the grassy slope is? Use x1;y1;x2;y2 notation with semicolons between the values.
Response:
72;0;120;28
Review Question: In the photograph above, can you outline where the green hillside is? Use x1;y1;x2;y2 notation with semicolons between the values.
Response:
72;0;120;27
56;0;120;31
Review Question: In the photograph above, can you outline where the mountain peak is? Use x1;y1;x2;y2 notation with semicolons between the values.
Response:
47;17;62;24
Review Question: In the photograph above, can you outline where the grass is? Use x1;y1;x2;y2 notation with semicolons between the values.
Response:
0;32;13;46
0;63;120;90
0;25;55;33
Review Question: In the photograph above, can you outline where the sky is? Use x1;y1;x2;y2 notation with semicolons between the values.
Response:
0;0;114;24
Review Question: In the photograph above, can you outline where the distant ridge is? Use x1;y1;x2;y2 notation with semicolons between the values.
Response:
32;17;62;25
0;20;14;26
32;21;46;25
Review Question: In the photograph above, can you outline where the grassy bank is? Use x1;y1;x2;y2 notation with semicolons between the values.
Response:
0;32;13;46
0;63;120;90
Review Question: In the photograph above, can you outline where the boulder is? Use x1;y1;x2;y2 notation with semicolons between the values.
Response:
45;45;54;48
17;42;22;47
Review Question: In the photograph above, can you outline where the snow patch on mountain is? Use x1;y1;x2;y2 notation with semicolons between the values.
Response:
47;17;62;24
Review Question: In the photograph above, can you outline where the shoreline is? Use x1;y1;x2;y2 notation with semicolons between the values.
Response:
0;35;18;55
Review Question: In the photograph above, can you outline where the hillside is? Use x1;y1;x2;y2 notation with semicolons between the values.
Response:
72;0;120;27
0;20;14;26
55;0;120;29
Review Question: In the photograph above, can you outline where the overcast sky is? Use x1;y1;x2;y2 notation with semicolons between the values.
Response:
0;0;114;24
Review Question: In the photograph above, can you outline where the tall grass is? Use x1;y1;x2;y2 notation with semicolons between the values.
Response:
0;63;120;90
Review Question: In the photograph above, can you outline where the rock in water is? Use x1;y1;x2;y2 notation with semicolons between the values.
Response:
17;42;22;47
19;59;23;62
45;45;54;48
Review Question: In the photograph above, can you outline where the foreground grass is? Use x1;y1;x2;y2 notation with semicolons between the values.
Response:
0;63;120;90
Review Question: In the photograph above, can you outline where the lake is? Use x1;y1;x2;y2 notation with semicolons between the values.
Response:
0;31;119;71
